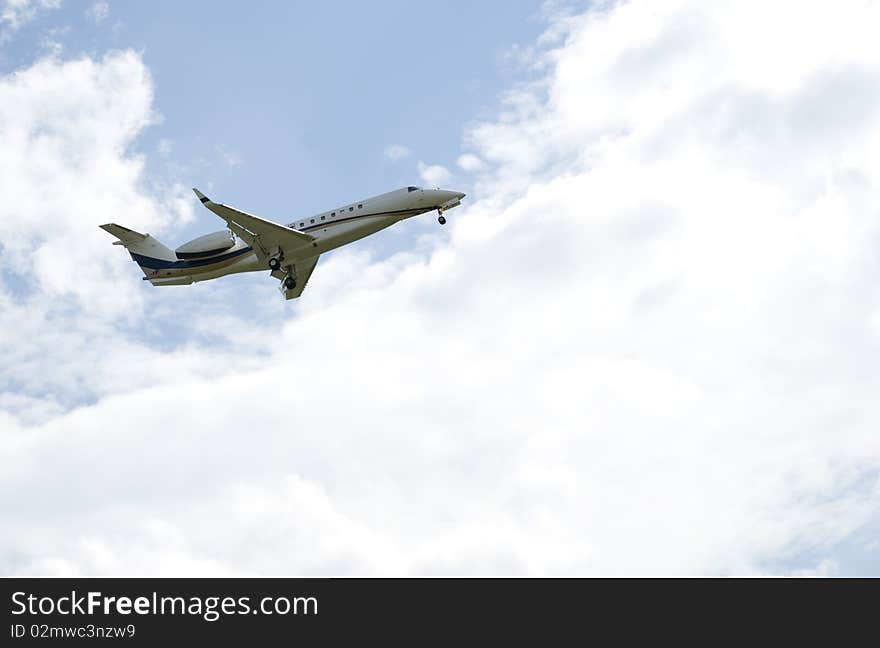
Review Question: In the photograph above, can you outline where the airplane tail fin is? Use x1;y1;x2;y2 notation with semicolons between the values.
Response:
99;223;177;277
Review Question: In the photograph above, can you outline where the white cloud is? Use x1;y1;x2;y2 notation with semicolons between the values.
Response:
384;144;410;161
0;0;60;36
3;0;880;577
0;50;215;419
86;1;108;24
457;153;486;172
36;25;66;56
157;137;173;156
215;143;242;167
0;51;171;311
417;161;452;187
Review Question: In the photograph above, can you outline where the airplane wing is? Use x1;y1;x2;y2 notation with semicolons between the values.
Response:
272;255;320;299
192;188;315;261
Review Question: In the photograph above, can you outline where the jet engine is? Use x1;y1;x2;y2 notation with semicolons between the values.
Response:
175;230;235;260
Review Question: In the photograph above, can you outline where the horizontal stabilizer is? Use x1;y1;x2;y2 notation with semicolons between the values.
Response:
100;223;147;246
100;222;177;269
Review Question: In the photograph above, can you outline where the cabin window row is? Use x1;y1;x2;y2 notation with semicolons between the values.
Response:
297;203;364;229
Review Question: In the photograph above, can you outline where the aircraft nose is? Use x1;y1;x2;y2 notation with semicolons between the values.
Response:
439;190;465;201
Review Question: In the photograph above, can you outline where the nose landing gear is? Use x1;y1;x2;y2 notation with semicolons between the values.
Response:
268;257;281;271
438;214;447;225
284;276;297;290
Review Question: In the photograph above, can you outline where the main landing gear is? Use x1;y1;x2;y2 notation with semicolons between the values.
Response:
268;257;281;271
438;214;447;225
282;262;297;290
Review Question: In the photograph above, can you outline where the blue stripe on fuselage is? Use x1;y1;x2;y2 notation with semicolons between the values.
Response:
131;246;253;270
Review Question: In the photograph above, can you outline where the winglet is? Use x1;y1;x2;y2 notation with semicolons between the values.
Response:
192;188;211;204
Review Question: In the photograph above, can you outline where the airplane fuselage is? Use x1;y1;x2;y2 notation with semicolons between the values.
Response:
135;186;464;288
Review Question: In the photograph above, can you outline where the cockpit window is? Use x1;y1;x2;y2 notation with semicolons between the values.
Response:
407;186;420;192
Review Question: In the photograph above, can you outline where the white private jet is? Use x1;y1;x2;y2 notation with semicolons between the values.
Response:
101;185;465;299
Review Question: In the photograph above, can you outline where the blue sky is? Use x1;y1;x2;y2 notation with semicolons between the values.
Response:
2;1;551;244
2;1;880;577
